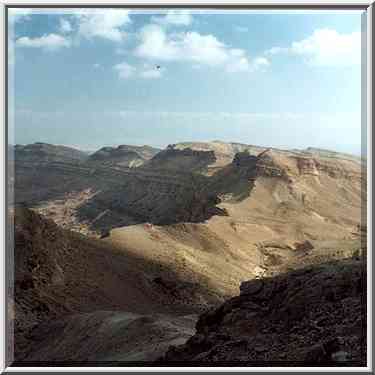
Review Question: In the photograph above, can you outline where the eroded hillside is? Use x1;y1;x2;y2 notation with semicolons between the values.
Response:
160;258;366;365
12;207;221;363
10;141;366;365
12;142;365;291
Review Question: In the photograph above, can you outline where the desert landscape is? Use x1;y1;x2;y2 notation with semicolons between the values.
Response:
7;7;366;367
8;140;366;366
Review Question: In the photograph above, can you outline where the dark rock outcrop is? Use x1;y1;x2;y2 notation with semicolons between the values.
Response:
145;147;217;173
159;258;366;366
77;171;227;230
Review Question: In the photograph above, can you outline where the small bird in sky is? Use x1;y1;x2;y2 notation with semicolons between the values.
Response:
156;65;161;70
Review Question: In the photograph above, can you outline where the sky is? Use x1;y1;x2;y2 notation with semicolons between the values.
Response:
8;8;364;155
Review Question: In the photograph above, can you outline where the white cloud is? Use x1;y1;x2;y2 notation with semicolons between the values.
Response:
225;49;251;72
252;56;270;70
266;28;361;66
114;62;136;78
134;24;267;73
59;18;72;34
114;61;163;79
182;32;230;66
75;9;131;42
16;34;71;51
152;10;192;26
134;24;181;61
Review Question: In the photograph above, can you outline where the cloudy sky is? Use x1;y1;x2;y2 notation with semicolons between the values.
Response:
9;8;364;154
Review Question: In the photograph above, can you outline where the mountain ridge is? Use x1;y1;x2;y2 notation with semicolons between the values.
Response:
10;139;366;365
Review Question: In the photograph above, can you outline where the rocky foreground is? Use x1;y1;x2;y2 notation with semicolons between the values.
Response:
160;258;366;366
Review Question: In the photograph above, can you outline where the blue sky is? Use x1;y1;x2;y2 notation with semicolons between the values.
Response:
9;8;364;154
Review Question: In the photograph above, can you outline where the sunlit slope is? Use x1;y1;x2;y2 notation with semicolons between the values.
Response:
104;147;364;296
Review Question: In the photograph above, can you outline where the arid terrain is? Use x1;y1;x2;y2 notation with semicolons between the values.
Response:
9;140;366;366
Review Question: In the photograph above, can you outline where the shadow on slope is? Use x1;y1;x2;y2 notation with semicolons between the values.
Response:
76;152;263;234
12;207;225;362
75;171;229;235
18;312;197;365
143;146;217;174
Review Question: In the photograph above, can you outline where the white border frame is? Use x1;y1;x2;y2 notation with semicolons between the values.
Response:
0;0;372;373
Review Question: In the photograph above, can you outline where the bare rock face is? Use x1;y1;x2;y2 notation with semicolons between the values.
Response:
88;145;160;168
205;150;289;202
255;153;286;178
231;151;287;180
296;157;319;176
232;152;259;180
159;258;366;366
232;152;258;168
145;147;217;174
239;279;264;296
77;170;227;231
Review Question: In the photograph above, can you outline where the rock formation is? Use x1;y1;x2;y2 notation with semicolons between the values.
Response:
160;258;366;366
88;144;160;168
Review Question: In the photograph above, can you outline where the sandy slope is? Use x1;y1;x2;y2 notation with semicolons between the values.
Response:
102;148;364;297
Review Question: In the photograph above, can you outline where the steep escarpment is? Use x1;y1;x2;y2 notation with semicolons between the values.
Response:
203;149;299;202
144;147;217;174
76;170;226;232
160;258;366;365
88;144;160;168
13;141;363;233
169;141;266;173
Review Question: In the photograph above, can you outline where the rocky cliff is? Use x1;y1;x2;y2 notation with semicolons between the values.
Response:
160;258;366;366
144;147;217;173
88;144;160;168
